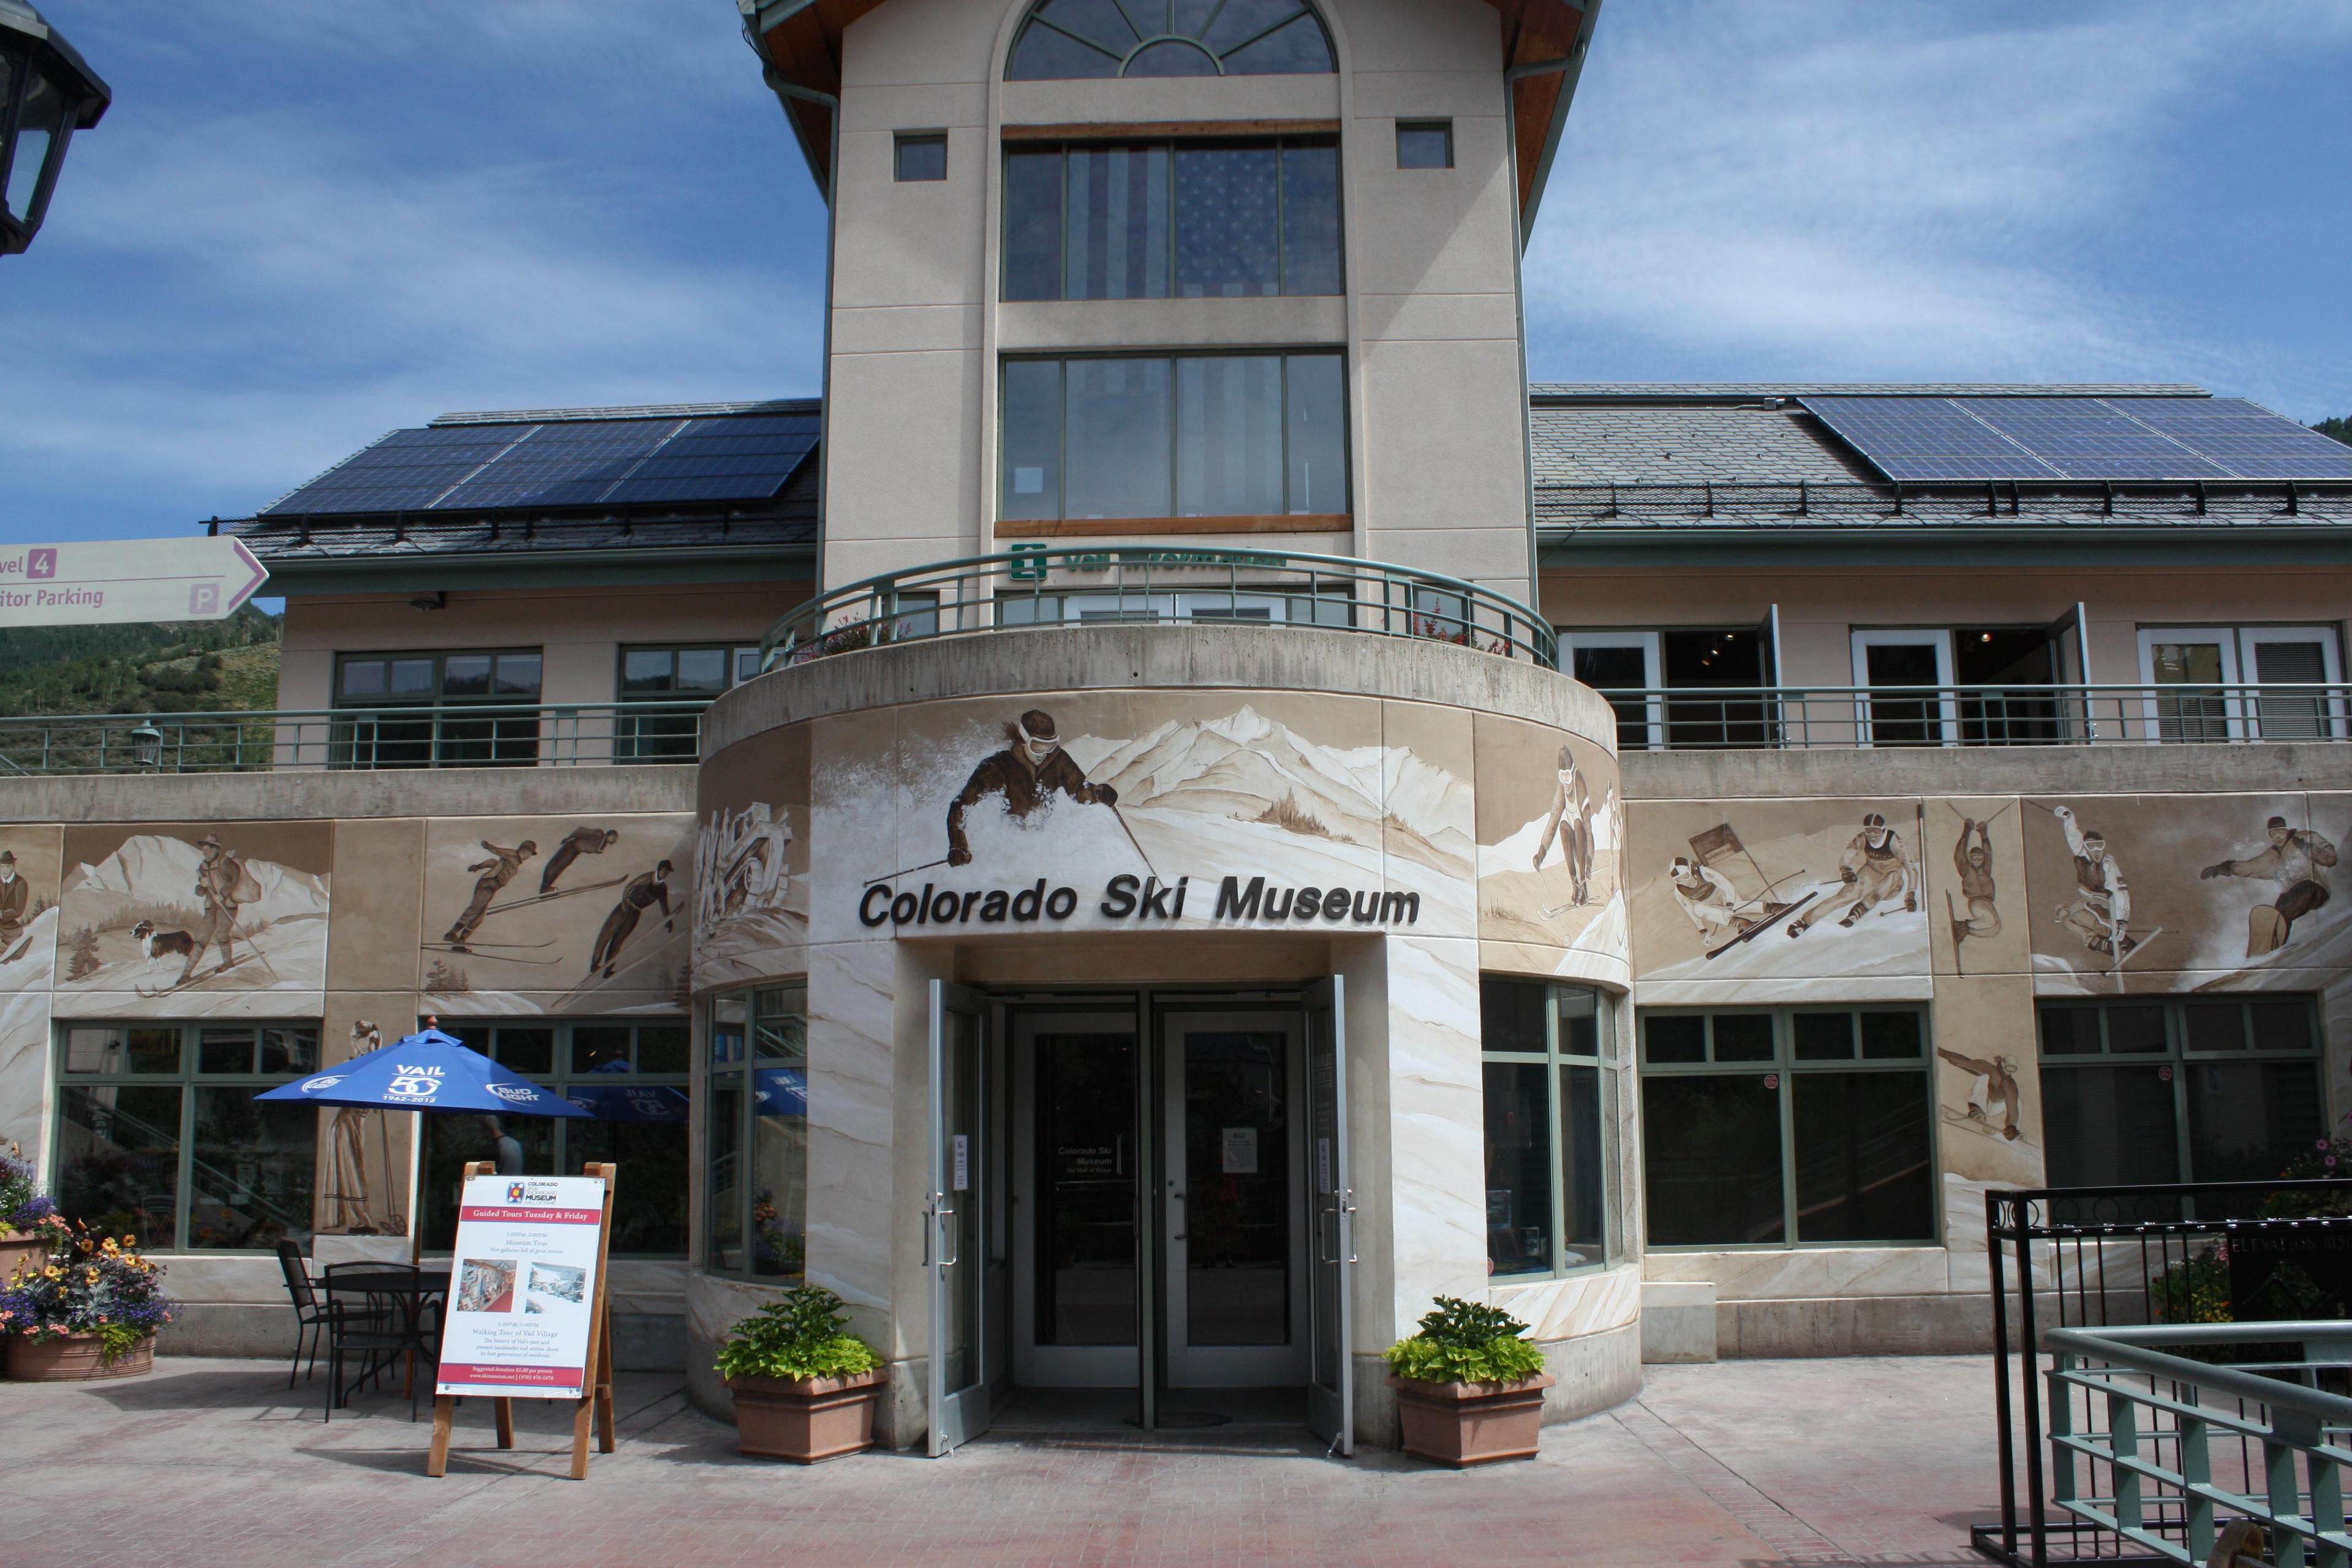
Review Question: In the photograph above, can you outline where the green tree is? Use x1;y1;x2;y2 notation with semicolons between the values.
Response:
2315;417;2351;447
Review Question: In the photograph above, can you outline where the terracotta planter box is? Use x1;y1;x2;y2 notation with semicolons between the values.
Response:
1387;1372;1555;1466
0;1232;46;1286
726;1368;887;1462
5;1331;155;1382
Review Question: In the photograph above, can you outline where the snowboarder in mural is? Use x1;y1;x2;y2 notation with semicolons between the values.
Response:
944;709;1119;867
1788;812;1914;938
589;860;674;979
444;839;538;953
1949;817;2001;951
539;826;619;895
0;850;28;951
2049;805;2138;961
1532;744;1595;907
1668;855;1748;940
183;833;262;984
2203;815;2338;957
1936;1047;2022;1141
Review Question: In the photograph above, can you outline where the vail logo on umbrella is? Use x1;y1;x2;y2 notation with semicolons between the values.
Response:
300;1074;344;1093
386;1063;445;1101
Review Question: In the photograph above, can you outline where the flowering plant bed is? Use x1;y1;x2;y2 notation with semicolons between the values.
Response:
0;1215;176;1380
0;1142;58;1291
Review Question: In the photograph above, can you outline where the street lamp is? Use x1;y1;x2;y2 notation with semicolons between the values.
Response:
130;719;162;771
0;0;109;257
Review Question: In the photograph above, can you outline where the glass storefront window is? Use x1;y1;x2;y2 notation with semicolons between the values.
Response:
51;1022;321;1251
1479;976;1619;1278
706;986;807;1284
421;1019;690;1256
1639;1007;1934;1248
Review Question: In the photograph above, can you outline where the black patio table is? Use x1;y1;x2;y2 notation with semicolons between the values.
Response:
321;1265;451;1422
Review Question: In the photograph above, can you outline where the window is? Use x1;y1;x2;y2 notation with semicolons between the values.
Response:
2138;627;2346;742
707;986;809;1281
1002;138;1340;302
1850;627;2067;745
1001;352;1346;522
997;583;1353;629
333;649;544;767
2040;997;2323;1189
1395;120;1452;170
1006;0;1334;80
1640;1007;1936;1248
1561;625;1777;751
52;1022;321;1251
616;644;759;761
1481;977;1619;1277
895;132;948;181
418;1019;690;1257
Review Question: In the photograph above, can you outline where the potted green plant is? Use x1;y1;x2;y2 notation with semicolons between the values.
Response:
1;1217;176;1381
715;1285;888;1462
0;1143;50;1286
1382;1295;1555;1466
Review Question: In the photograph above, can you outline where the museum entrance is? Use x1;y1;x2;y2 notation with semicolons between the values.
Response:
922;982;1352;1454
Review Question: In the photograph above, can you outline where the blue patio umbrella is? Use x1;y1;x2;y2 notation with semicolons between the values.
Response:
255;1025;589;1118
564;1058;690;1125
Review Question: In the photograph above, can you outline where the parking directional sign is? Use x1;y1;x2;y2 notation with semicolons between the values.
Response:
0;538;270;627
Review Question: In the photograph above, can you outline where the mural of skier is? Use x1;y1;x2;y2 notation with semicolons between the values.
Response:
539;826;619;895
2203;815;2337;956
1787;812;1915;938
697;803;791;935
1667;854;1747;942
589;861;674;979
2045;805;2147;965
443;839;538;953
1532;744;1595;908
944;709;1120;867
0;851;29;954
183;834;263;985
1947;812;2003;960
1936;1047;2022;1140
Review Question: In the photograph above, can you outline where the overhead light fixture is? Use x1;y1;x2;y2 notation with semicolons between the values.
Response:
410;592;447;611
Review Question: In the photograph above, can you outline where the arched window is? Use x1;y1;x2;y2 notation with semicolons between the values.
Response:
1008;0;1334;80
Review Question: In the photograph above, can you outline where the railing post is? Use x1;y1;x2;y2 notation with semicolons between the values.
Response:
2025;1215;2052;1566
2269;1436;2309;1568
2305;1441;2345;1568
1989;1191;2020;1558
2107;1386;2142;1537
2180;1401;2214;1562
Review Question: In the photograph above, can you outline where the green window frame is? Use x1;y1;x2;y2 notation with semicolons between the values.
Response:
614;644;760;761
704;984;809;1283
1639;1006;1937;1250
331;648;546;768
421;1018;690;1257
1480;976;1621;1279
2038;995;2324;1188
50;1020;322;1252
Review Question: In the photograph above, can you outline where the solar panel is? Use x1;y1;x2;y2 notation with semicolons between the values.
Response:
600;414;818;506
262;426;532;515
1802;394;2352;483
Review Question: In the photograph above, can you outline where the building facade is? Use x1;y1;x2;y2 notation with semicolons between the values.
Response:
6;0;2352;1454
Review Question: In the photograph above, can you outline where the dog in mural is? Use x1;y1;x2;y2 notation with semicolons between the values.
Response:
2203;815;2338;957
130;920;197;961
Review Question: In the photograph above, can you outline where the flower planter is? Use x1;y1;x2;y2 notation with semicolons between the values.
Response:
1387;1372;1554;1466
726;1368;887;1462
5;1331;155;1382
0;1231;45;1286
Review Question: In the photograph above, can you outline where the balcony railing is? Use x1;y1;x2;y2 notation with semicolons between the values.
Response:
1591;682;2352;750
0;701;711;775
760;546;1559;669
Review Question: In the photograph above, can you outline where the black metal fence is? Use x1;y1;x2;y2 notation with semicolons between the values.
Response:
1979;1179;2352;1566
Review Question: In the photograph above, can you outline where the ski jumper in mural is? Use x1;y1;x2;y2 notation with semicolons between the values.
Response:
1532;745;1596;907
1950;818;2001;948
184;834;262;984
2051;807;2135;959
445;840;537;952
1936;1048;2022;1140
540;826;619;894
589;861;674;978
2203;816;2337;957
1789;814;1913;937
944;709;1118;867
1668;856;1746;940
0;850;27;949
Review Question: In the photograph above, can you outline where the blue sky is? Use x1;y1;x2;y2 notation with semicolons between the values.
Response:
2;0;2347;548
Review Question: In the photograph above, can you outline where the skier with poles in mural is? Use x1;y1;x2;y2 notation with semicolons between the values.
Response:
2203;814;2337;956
1532;744;1596;907
182;834;262;984
2049;805;2138;961
944;709;1121;868
1788;812;1913;937
1950;816;2001;950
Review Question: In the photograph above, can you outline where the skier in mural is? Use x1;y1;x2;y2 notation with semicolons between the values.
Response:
1668;855;1748;940
2050;805;2136;960
1532;744;1595;907
2202;815;2338;956
944;709;1118;867
0;850;27;950
1936;1047;2022;1140
444;839;538;953
706;804;790;925
1950;817;2001;949
539;826;619;894
183;833;262;984
324;1019;393;1234
1788;812;1914;938
589;859;674;979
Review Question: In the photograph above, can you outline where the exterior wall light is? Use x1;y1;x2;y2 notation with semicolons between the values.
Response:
0;0;110;257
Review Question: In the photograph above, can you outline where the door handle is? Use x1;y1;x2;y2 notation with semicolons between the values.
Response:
938;1200;960;1268
1169;1186;1185;1243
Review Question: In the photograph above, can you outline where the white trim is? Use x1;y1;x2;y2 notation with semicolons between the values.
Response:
1559;629;1662;750
1850;629;1957;747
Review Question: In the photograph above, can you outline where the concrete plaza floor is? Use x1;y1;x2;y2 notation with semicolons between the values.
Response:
1;1354;2007;1567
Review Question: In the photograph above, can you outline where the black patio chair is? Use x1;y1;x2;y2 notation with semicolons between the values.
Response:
273;1240;334;1389
320;1265;425;1424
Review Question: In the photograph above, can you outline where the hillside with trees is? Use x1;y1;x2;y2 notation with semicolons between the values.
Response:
0;606;282;718
2318;416;2351;446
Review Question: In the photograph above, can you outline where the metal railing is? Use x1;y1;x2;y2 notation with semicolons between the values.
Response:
1591;683;2352;750
1982;1179;2352;1567
760;546;1559;669
0;701;711;775
2043;1323;2352;1568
